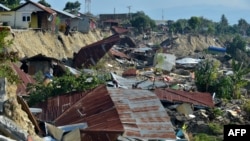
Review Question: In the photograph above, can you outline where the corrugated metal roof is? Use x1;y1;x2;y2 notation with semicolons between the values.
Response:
111;26;129;34
11;63;36;95
53;85;123;132
36;85;175;140
12;0;55;14
110;72;167;89
16;96;42;134
109;48;130;59
35;90;88;122
154;88;214;107
107;87;176;140
52;8;77;18
73;34;120;68
122;68;137;77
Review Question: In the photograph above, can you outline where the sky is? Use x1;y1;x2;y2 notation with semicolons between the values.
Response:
32;0;250;25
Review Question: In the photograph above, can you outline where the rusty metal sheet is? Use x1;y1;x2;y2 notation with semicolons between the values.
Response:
54;85;124;133
73;34;120;68
107;87;176;140
35;90;88;122
11;63;36;96
16;96;42;134
154;88;214;107
109;48;130;59
111;26;129;34
122;68;137;77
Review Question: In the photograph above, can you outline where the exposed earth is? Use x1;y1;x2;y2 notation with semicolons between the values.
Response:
4;29;248;141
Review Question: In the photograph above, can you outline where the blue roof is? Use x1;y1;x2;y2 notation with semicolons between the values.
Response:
208;46;226;53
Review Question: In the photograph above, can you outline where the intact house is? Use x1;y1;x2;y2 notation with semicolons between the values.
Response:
0;0;56;30
51;8;80;32
77;12;97;33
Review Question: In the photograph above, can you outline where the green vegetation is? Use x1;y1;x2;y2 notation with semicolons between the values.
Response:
193;133;222;141
195;59;250;99
130;11;156;34
27;71;105;106
243;100;250;118
63;1;81;14
0;28;19;84
38;0;51;7
208;123;223;135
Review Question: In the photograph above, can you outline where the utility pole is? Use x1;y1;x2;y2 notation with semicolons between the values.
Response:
85;0;91;14
127;6;131;20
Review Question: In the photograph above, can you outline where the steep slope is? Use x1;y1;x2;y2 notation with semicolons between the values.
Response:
6;30;104;60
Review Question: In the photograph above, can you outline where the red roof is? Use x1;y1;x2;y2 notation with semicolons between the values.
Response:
122;68;137;77
154;88;214;107
12;1;55;14
36;85;176;140
109;48;130;59
111;26;129;34
73;34;120;68
11;63;36;96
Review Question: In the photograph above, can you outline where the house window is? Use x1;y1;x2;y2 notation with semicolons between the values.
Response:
22;16;26;21
22;13;31;22
27;16;30;21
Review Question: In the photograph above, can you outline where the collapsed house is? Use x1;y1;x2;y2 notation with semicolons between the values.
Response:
32;85;176;141
73;34;121;68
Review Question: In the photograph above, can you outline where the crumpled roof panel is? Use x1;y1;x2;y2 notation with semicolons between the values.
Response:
107;87;176;140
154;88;214;107
73;34;120;68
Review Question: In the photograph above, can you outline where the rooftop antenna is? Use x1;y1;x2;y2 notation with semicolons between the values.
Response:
85;0;91;13
127;6;132;20
162;9;164;20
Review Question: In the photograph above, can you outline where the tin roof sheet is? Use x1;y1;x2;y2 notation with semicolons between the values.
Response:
73;34;120;68
154;88;214;107
107;87;176;140
11;63;36;95
54;85;124;133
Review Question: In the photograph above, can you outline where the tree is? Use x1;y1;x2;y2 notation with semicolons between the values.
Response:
195;59;220;92
0;0;20;8
38;0;51;7
63;1;81;14
174;19;188;34
188;16;201;33
238;18;249;36
230;59;250;98
226;35;246;59
218;14;229;34
130;11;156;34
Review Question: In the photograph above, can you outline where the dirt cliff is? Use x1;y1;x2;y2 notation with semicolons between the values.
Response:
6;29;105;60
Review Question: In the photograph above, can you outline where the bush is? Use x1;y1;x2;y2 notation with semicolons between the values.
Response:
194;133;222;141
208;123;223;135
243;100;250;118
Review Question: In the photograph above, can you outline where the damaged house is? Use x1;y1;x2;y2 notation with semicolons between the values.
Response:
32;85;176;141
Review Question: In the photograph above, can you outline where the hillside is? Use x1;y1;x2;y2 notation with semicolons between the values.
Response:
6;30;223;60
6;29;105;60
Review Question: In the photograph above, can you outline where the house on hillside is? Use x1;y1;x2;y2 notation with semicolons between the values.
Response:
20;54;66;77
0;0;56;30
51;8;79;31
77;12;97;33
